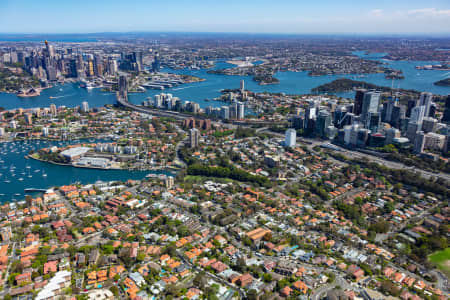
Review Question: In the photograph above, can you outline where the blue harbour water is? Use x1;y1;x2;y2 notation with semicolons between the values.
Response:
0;54;448;202
0;58;449;111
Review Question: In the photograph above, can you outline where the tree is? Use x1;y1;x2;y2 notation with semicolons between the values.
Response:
247;289;258;300
8;273;19;286
102;244;114;255
137;252;146;262
262;273;272;283
383;202;395;214
166;284;180;297
380;280;400;297
193;272;207;289
110;286;119;296
177;225;190;237
204;286;219;300
368;220;390;233
326;272;335;283
163;243;177;257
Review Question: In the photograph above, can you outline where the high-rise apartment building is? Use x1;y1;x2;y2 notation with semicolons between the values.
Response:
361;91;380;126
189;128;199;148
285;128;296;147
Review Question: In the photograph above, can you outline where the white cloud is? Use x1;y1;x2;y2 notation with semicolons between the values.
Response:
407;8;450;17
369;9;383;17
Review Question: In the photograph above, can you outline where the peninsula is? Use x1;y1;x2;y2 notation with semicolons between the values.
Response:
434;78;450;86
311;78;420;96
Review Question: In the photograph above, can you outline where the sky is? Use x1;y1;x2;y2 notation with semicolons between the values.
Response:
0;0;449;34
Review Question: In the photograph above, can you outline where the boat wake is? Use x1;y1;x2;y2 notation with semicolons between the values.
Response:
172;86;194;91
49;93;75;99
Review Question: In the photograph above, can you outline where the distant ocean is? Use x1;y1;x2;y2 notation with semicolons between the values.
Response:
0;35;98;42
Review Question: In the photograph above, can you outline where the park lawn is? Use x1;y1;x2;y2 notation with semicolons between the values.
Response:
428;248;450;277
184;175;234;184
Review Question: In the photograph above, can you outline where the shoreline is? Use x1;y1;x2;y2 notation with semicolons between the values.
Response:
27;154;179;172
0;135;108;143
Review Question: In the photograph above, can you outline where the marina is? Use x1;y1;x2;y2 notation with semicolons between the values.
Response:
0;139;172;202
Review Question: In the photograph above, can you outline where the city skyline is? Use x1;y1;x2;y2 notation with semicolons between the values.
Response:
1;0;450;34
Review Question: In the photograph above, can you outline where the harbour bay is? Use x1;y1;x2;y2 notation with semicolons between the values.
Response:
0;58;448;111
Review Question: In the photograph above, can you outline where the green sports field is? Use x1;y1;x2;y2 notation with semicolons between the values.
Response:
429;248;450;277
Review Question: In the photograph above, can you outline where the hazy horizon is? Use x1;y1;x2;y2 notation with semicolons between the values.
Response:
0;32;449;39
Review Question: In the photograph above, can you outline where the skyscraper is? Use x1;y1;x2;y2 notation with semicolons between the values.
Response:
414;131;426;153
134;51;144;71
42;127;49;137
406;98;419;117
419;92;433;117
406;122;421;143
81;101;89;113
240;80;245;94
46;66;57;81
353;89;366;116
44;40;54;58
410;105;425;124
24;113;33;125
68;59;78;78
77;53;84;73
385;128;400;144
422;117;437;133
152;52;160;72
292;115;305;129
389;105;405;129
189;128;199;148
87;60;94;76
50;104;57;115
230;102;238;119
382;97;398;123
315;110;331;138
220;106;230;119
305;106;317;121
367;112;381;133
119;75;128;92
285;128;296;147
93;55;103;76
107;58;118;76
361;91;380;125
237;102;245;120
442;95;450;123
